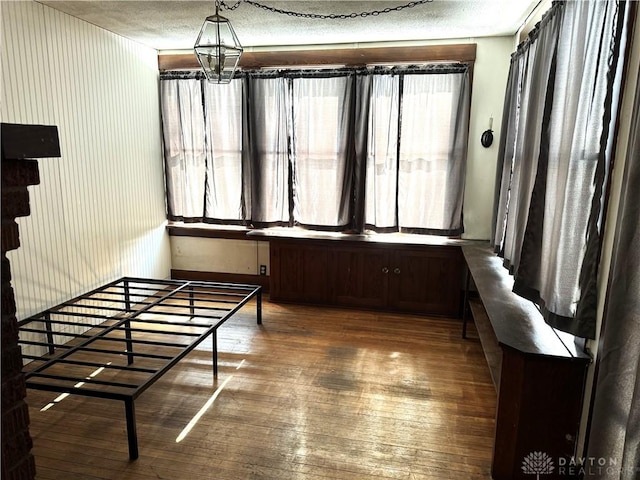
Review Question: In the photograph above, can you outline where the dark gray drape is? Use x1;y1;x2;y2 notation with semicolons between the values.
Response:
492;0;630;338
495;6;562;270
491;48;522;248
352;75;372;231
586;67;640;479
242;75;289;226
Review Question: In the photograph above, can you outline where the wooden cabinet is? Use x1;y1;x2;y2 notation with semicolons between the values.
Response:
270;237;463;316
270;242;330;303
492;347;588;480
331;247;390;309
389;247;463;315
462;244;590;480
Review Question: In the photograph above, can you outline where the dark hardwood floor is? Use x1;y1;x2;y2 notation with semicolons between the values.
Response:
26;298;496;480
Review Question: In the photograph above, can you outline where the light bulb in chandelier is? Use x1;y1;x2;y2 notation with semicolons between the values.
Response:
194;10;242;84
205;49;226;76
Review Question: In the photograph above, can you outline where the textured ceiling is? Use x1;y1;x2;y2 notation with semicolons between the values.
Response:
37;0;541;51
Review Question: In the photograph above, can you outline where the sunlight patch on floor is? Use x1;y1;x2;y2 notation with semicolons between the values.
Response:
40;362;113;412
175;360;244;443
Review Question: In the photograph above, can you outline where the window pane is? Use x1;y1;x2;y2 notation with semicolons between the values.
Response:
203;79;243;221
365;75;399;229
160;79;206;220
398;73;467;232
292;76;353;227
244;77;289;225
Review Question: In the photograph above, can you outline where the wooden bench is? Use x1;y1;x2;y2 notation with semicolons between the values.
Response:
461;242;590;480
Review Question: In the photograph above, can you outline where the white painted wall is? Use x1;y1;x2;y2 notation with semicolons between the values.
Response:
1;1;171;320
464;36;516;239
171;237;270;275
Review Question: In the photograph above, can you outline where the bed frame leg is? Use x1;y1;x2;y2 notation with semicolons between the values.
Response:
189;285;195;317
123;279;134;364
212;331;218;379
462;268;471;339
256;289;262;325
124;279;131;312
44;312;55;355
124;399;139;460
124;320;134;365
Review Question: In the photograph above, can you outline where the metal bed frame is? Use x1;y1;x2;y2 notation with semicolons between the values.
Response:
17;277;262;460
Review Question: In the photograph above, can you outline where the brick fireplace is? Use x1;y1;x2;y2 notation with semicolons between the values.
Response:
1;123;60;480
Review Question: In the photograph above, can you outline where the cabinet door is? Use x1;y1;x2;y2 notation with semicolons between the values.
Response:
270;241;330;303
389;247;462;316
332;247;390;308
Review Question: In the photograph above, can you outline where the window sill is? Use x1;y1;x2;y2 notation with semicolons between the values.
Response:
167;222;256;241
167;222;471;246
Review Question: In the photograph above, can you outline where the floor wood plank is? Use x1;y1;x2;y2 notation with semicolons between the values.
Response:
27;299;495;479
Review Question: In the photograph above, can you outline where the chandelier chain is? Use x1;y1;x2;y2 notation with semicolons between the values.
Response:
220;0;433;19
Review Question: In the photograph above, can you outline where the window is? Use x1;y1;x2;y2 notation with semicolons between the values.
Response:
160;79;206;221
291;76;353;228
161;65;470;235
203;80;243;221
243;76;289;225
365;74;399;229
492;0;630;338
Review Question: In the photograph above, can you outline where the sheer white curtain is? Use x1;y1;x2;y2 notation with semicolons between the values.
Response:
398;72;469;234
364;67;470;235
532;0;628;330
365;74;399;230
291;75;354;228
161;75;244;223
160;79;206;221
203;80;243;221
492;50;524;248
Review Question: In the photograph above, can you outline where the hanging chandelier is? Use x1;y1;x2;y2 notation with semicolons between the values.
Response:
194;0;435;84
194;1;243;84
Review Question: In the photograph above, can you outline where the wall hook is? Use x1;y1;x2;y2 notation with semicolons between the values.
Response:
481;117;494;148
